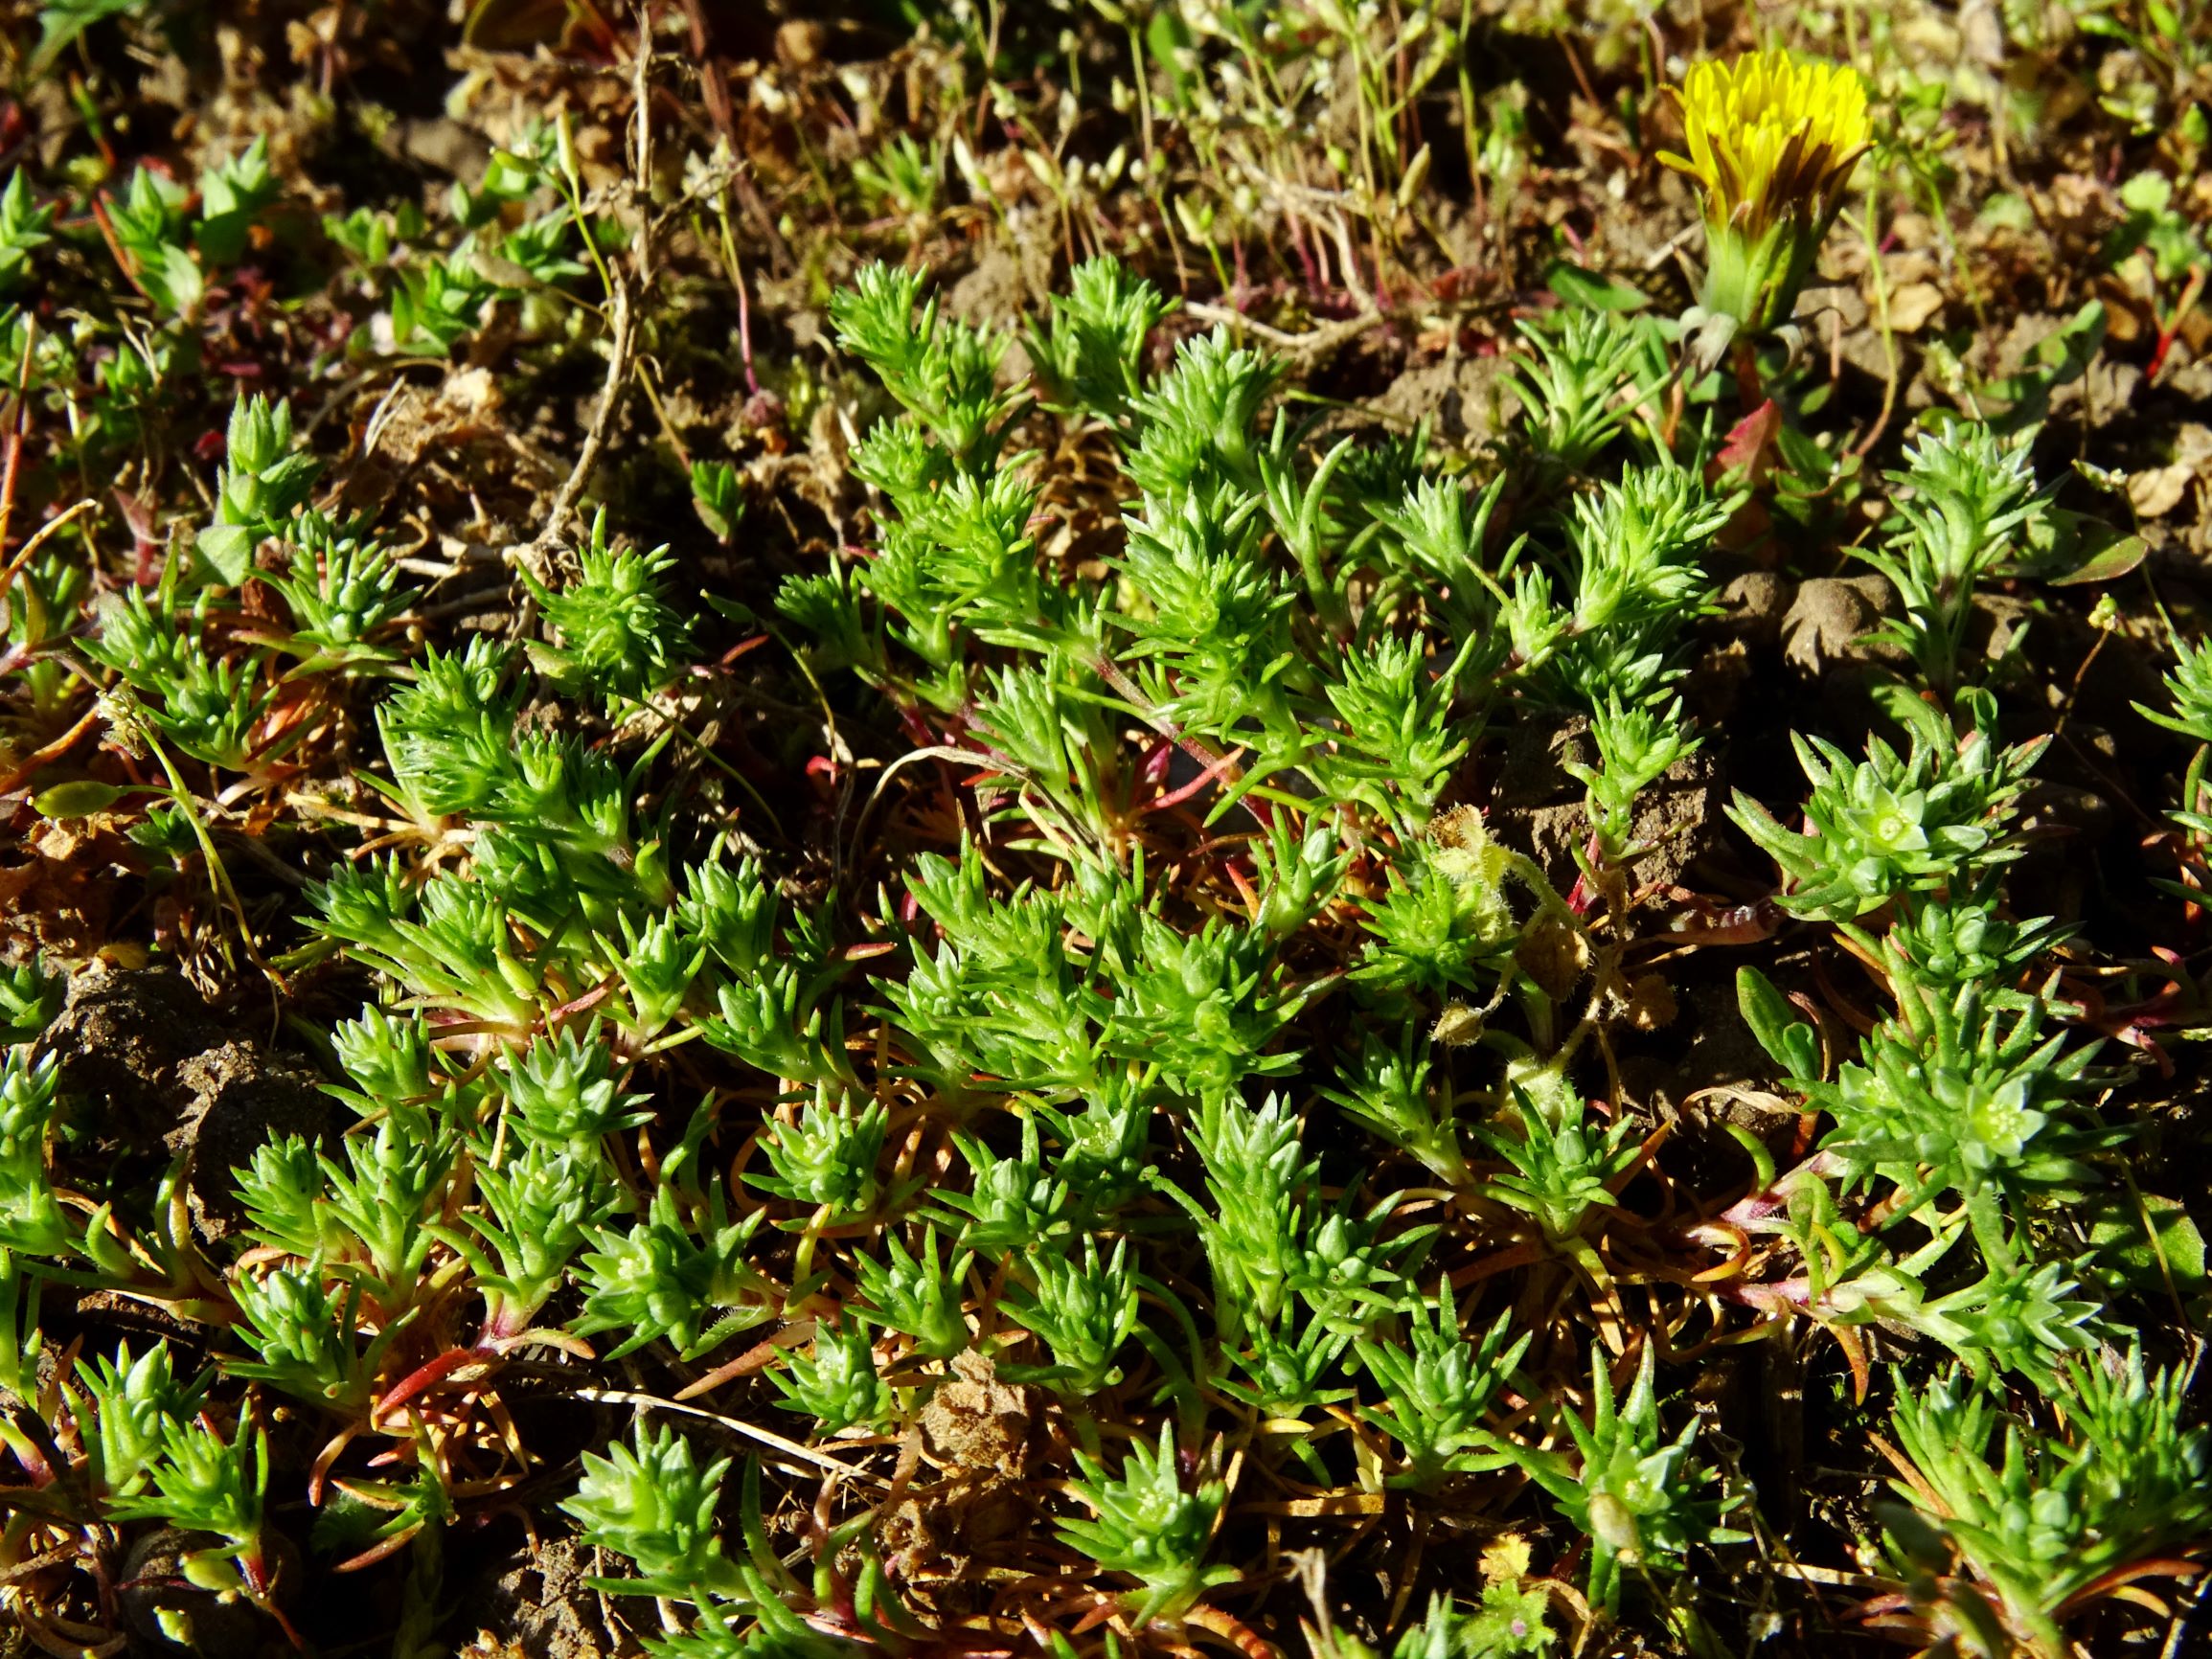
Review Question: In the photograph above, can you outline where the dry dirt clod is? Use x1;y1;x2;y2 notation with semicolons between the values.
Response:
879;1352;1036;1594
1485;714;1723;894
918;1347;1029;1473
1369;354;1516;448
463;1534;641;1659
41;965;331;1243
1718;570;1790;649
1779;575;1897;681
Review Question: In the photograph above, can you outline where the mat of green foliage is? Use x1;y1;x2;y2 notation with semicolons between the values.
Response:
2;4;2211;1658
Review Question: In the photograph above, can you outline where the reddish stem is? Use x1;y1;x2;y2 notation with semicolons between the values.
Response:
2148;263;2206;384
373;1347;481;1424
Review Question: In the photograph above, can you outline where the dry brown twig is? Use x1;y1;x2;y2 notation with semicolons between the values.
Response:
1183;302;1388;361
507;9;657;623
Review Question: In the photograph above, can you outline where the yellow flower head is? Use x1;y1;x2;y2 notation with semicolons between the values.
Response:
1657;51;1871;330
1660;51;1871;242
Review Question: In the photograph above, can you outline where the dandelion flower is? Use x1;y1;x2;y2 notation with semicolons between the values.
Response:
1659;51;1872;331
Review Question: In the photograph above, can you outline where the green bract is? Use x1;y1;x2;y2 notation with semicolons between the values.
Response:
226;1266;405;1416
1548;463;1733;706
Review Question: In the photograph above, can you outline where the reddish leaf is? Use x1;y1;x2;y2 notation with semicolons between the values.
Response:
1715;398;1782;485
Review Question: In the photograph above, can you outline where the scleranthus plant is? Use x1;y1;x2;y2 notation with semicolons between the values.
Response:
1506;1344;1745;1617
561;1420;746;1601
771;1317;891;1435
2138;634;2212;875
71;1341;201;1502
852;1227;971;1359
1391;1555;1555;1659
1357;1293;1528;1491
1879;1353;2212;1657
518;508;695;708
1728;692;2044;922
574;1185;775;1361
18;63;2204;1658
1661;51;1872;332
107;1414;289;1633
0;1052;67;1256
563;1417;921;1659
1058;1425;1236;1625
1000;1234;1142;1394
196;394;320;585
1857;422;2047;698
